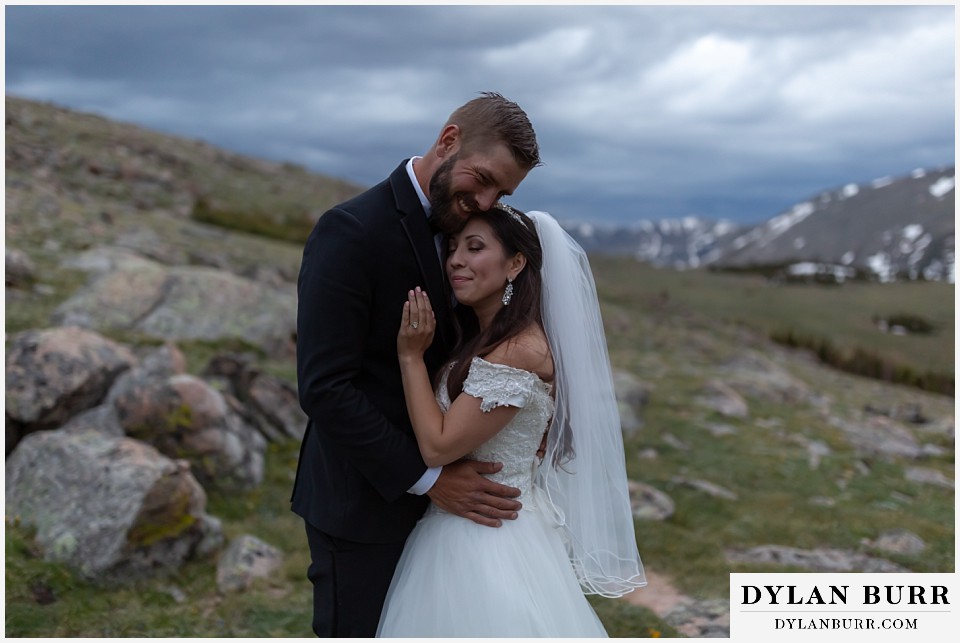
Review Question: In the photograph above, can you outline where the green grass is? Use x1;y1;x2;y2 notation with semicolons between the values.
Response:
595;263;954;608
592;256;954;383
4;440;675;637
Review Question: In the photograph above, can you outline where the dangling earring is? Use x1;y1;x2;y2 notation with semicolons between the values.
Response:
502;278;514;306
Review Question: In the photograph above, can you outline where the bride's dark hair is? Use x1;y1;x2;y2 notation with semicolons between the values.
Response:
444;204;544;400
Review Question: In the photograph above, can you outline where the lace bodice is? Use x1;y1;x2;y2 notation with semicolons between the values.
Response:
431;357;554;508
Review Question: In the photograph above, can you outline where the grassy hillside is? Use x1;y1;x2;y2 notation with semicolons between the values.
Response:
5;96;954;637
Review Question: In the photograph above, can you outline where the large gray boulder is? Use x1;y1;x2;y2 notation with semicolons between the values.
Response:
5;428;223;581
112;373;266;491
5;327;135;453
52;263;296;357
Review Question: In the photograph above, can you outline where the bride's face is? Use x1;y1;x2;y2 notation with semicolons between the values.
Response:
446;218;523;313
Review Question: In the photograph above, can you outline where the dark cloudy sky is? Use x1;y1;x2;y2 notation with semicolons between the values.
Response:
5;3;955;225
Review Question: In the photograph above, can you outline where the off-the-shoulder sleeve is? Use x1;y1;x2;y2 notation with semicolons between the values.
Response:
462;356;540;412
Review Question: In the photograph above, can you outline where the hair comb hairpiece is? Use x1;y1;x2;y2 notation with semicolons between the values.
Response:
495;202;526;225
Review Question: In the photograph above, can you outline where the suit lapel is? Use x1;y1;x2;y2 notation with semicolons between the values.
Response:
391;163;453;350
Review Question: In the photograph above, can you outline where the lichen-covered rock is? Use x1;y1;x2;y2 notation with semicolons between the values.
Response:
51;264;170;330
216;534;283;594
60;404;125;438
5;428;221;581
113;373;265;491
247;372;306;441
106;342;188;408
61;246;163;274
5;327;135;452
52;264;296;357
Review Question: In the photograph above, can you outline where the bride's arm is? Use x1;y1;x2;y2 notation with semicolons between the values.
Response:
399;355;521;467
398;288;522;467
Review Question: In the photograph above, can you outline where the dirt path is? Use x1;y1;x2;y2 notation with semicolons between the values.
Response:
619;569;691;616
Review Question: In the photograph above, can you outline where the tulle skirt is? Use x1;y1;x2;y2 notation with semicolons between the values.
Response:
377;497;607;638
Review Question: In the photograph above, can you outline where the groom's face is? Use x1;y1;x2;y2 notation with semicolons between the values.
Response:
429;143;528;235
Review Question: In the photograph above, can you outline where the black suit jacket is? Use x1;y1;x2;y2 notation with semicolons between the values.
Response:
291;161;456;544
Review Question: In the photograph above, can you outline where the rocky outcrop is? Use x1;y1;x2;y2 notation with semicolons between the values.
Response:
52;263;296;357
204;354;306;442
5;327;135;453
5;428;223;581
113;373;266;491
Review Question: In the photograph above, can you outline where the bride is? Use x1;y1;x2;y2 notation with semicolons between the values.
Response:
378;206;645;637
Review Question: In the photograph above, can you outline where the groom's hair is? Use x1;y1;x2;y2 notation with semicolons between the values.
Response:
446;92;542;170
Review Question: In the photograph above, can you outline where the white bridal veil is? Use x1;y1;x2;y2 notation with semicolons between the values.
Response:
529;210;647;597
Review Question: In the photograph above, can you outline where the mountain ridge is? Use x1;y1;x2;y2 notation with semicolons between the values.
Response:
566;166;955;283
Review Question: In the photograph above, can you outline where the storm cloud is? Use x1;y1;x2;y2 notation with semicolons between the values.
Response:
5;4;954;224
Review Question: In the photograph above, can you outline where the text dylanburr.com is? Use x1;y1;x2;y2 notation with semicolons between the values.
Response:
730;573;956;641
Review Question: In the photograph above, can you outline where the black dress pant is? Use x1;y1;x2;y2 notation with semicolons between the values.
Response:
304;521;407;638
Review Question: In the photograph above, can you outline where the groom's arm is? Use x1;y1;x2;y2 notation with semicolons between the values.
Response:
297;206;427;501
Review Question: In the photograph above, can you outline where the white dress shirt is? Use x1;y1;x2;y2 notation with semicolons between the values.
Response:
404;157;443;495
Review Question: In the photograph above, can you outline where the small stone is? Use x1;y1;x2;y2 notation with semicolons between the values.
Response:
627;480;675;521
671;476;738;500
866;530;926;555
216;535;283;594
904;467;954;489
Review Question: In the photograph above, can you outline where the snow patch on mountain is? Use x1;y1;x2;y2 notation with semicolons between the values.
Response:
842;183;860;198
561;166;953;282
929;176;954;199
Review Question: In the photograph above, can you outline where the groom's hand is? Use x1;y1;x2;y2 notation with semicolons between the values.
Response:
426;459;522;528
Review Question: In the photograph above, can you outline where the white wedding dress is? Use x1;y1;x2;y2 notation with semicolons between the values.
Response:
377;357;608;638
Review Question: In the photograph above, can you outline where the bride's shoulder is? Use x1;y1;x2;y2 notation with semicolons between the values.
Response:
483;325;554;383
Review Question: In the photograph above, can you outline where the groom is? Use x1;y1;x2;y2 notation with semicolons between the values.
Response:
291;92;542;637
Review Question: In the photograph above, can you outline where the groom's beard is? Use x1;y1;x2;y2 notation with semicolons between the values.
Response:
428;154;470;235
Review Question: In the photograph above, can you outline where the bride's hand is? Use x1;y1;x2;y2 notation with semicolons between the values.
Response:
397;287;435;361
